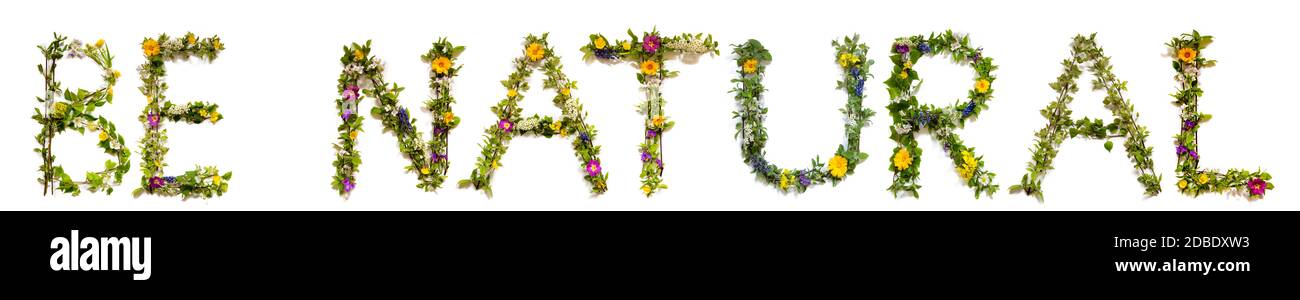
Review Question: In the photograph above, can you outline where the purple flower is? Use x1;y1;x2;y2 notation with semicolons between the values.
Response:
341;100;355;121
643;35;661;53
971;48;984;62
798;171;811;186
655;158;663;169
1248;178;1268;196
1182;119;1196;131
646;129;658;138
342;177;355;193
1176;145;1199;160
147;114;160;128
579;132;590;143
641;151;651;162
342;85;360;101
498;119;513;133
397;108;411;131
430;152;445;163
918;42;932;54
148;176;165;190
894;42;910;54
585;160;602;177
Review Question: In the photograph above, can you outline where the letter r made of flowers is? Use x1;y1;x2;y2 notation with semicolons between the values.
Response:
135;33;231;198
458;33;608;197
1009;33;1162;201
1168;31;1272;199
35;33;131;196
579;29;719;197
885;31;999;199
331;39;463;197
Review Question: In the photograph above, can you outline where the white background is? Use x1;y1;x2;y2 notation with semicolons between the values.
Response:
0;0;1293;211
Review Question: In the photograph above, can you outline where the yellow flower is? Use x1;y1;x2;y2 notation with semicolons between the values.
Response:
95;39;105;48
212;174;222;186
837;52;859;68
956;150;978;180
107;87;114;96
561;87;571;97
974;79;991;94
420;167;430;175
442;112;455;124
200;110;210;117
641;185;652;195
507;88;518;98
898;71;908;80
621;41;632;51
551;120;563;133
640;60;660;75
892;148;913;170
828;155;848;178
353;49;364;61
594;37;607;50
142;39;161;57
1178;179;1188;190
1177;47;1197;63
185;33;196;45
742;59;758;74
779;170;791;190
431;56;453;75
209;111;220;123
650;115;666;127
526;43;546;61
112;70;120;79
349;130;358;140
1198;173;1210;185
212;38;222;50
98;131;109;142
491;160;500;170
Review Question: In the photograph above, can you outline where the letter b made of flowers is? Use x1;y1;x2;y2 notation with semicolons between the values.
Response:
135;33;231;198
885;31;999;198
579;29;719;196
34;34;130;196
331;39;463;197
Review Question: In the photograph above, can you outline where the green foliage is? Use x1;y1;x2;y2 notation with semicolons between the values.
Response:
884;30;999;199
580;28;718;196
1009;33;1161;201
133;32;230;199
459;34;607;197
331;39;463;197
1167;30;1272;199
34;33;130;196
727;35;875;194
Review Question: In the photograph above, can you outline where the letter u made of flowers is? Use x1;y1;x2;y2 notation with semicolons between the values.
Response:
885;31;999;198
579;29;719;196
1009;34;1161;201
134;33;231;198
34;34;130;196
458;34;608;197
1168;31;1272;199
331;39;463;197
727;36;874;193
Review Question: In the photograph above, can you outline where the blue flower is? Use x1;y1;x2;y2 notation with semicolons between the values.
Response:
918;42;932;54
397;108;410;131
594;48;618;60
916;111;932;128
962;101;976;117
580;131;590;143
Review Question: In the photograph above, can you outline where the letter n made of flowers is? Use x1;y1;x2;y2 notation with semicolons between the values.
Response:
35;34;130;196
885;31;999;198
135;33;230;198
1168;31;1272;199
1009;34;1161;201
459;34;607;197
727;36;875;193
332;39;463;197
579;29;719;196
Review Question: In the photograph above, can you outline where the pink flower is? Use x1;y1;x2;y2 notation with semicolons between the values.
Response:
147;114;160;128
342;85;360;101
585;160;602;177
643;35;660;54
1248;178;1268;196
498;119;513;133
